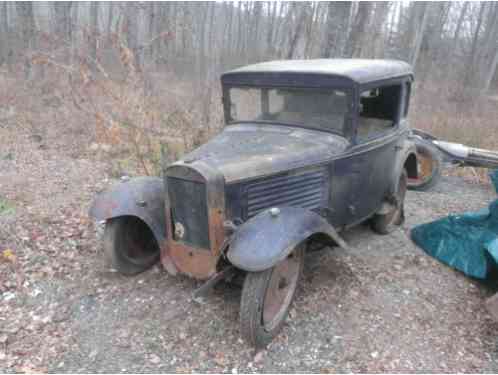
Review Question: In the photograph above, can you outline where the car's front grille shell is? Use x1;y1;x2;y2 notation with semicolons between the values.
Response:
244;168;327;219
167;177;210;249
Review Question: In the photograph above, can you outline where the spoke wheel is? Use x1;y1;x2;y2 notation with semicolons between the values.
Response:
240;244;305;348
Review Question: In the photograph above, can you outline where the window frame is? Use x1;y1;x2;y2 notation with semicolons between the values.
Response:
352;78;406;144
222;84;354;138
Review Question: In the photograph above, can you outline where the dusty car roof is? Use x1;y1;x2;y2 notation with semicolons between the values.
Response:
223;59;413;84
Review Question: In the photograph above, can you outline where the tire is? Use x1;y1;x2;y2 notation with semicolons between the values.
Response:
103;216;160;275
407;138;442;191
239;244;305;348
371;169;407;235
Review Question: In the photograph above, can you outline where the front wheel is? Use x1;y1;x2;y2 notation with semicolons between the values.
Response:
103;216;160;275
239;244;305;348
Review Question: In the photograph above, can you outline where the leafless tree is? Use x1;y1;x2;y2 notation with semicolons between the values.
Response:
0;1;496;94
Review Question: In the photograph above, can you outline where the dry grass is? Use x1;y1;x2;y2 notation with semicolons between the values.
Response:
1;48;496;184
0;35;224;177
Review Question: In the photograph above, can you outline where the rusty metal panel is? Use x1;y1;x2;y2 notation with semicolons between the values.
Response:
167;177;210;249
161;162;226;280
89;176;166;245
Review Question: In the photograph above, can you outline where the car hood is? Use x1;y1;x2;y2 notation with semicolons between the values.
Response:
174;123;350;183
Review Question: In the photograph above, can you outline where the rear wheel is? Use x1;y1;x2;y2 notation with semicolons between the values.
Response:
407;138;442;191
371;170;407;235
103;216;160;275
239;244;305;348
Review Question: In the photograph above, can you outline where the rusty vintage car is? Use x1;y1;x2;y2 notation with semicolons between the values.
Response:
90;59;419;348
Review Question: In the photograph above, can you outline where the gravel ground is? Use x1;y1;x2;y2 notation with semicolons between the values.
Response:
1;128;498;373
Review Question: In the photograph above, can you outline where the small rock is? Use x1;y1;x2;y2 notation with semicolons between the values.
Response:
2;292;16;301
89;349;98;360
101;144;111;152
149;354;161;364
371;351;379;359
254;351;265;363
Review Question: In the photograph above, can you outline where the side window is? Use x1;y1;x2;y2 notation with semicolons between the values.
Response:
268;89;284;115
357;84;402;142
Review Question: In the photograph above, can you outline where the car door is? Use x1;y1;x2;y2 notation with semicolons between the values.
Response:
331;82;404;227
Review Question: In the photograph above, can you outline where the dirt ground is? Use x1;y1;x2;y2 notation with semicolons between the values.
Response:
1;126;498;373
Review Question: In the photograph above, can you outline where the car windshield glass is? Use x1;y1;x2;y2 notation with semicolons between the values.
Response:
227;87;349;134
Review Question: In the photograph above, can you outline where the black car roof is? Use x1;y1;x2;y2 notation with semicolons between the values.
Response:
222;59;413;85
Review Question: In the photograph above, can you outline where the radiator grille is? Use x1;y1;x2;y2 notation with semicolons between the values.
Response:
167;177;210;249
245;168;326;218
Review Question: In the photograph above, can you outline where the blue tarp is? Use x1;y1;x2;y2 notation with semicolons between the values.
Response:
411;170;498;279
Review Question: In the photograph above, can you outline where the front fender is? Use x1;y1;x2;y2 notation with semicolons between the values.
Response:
226;207;348;272
89;176;166;244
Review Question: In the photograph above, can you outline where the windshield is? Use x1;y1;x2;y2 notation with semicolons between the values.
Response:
226;87;350;134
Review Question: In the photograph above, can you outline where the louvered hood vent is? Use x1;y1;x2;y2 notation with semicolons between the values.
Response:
244;167;327;219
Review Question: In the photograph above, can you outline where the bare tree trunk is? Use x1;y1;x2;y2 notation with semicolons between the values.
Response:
16;2;36;80
0;2;11;69
345;2;373;58
464;3;486;87
410;3;429;69
483;46;498;93
250;2;262;60
452;2;468;53
321;2;337;58
479;3;498;92
53;2;73;62
286;4;308;59
208;1;216;72
235;2;243;57
70;3;79;69
386;2;398;52
89;2;98;72
197;3;209;81
303;2;319;58
418;3;451;85
107;2;114;36
273;3;289;58
147;2;155;64
266;2;277;56
123;2;141;72
365;2;390;58
224;2;234;64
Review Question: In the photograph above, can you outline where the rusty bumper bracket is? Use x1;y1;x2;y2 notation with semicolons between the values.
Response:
192;266;236;303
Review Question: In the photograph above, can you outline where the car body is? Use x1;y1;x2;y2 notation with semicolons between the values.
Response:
90;59;418;347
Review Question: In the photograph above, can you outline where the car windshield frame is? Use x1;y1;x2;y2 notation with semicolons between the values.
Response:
222;84;353;136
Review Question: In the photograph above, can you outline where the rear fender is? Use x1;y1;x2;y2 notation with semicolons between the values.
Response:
226;207;348;272
392;139;417;193
89;176;166;244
